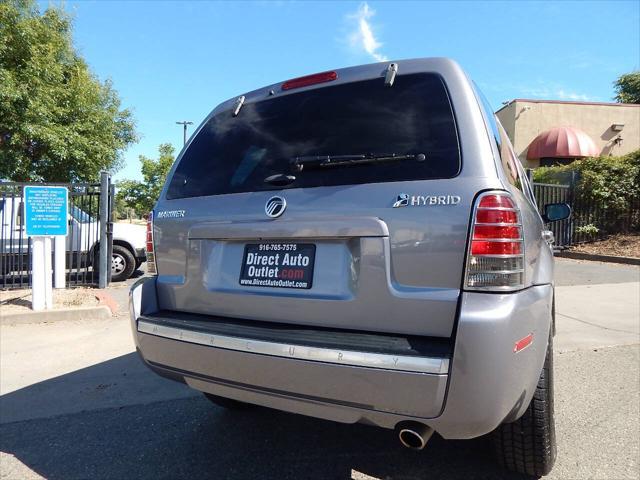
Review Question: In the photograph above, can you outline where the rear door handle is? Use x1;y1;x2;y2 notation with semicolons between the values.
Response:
542;230;555;245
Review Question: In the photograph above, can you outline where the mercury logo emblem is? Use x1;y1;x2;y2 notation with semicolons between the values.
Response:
393;193;410;208
265;196;286;218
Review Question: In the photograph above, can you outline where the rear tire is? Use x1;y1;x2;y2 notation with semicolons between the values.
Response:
492;334;557;477
110;245;135;282
203;393;253;410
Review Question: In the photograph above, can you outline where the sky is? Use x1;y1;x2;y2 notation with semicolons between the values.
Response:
44;0;640;181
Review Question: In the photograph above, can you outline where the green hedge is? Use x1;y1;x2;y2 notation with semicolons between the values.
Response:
532;150;640;233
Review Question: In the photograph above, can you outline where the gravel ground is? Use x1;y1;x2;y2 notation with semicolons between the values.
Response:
569;234;640;259
1;344;637;480
0;288;98;313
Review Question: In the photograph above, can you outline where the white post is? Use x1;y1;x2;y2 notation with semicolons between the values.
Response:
54;234;66;289
98;171;109;288
44;236;53;309
32;237;45;311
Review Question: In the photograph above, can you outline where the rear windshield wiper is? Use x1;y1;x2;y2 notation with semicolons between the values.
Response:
291;153;426;172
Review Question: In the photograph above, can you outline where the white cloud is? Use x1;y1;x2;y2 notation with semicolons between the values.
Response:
482;81;600;105
519;86;552;98
518;84;597;102
555;89;593;101
346;2;388;62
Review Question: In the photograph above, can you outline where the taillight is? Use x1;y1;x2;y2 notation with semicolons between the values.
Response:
465;192;524;290
281;71;337;91
146;211;157;275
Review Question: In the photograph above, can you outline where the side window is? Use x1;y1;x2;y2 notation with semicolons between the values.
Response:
513;152;538;206
474;85;537;206
474;84;528;194
474;84;502;154
496;119;540;208
496;121;523;193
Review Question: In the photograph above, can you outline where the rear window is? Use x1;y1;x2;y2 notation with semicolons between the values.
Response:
167;73;460;199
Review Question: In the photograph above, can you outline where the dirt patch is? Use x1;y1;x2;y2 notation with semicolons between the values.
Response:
568;233;640;259
0;288;99;313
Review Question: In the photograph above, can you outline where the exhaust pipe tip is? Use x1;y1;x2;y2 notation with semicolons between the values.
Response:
397;422;434;450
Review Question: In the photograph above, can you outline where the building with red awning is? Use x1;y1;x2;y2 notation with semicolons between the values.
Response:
496;99;639;168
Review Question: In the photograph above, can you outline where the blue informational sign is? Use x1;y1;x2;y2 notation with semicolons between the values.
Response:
24;186;69;237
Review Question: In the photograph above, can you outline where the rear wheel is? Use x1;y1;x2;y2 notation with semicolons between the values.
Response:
492;334;557;477
111;245;135;282
203;393;253;410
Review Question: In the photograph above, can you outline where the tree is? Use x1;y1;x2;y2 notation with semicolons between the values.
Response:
0;0;137;182
116;143;175;217
613;71;640;104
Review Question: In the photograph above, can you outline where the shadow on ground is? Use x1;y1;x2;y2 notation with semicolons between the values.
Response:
0;355;531;480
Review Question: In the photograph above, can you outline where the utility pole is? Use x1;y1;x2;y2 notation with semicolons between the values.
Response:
176;121;193;146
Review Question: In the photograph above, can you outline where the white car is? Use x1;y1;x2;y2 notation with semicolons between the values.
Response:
110;220;147;281
0;197;146;282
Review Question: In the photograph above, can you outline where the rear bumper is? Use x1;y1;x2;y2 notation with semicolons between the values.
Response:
130;277;552;439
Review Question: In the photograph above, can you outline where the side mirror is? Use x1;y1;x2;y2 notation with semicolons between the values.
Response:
542;203;571;223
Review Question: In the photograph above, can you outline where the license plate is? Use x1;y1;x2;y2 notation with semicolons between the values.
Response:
239;243;316;289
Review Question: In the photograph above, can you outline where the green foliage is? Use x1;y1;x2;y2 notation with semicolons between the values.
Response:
614;71;640;104
531;165;573;186
532;150;639;205
0;0;137;182
533;150;640;232
116;143;175;217
575;224;599;237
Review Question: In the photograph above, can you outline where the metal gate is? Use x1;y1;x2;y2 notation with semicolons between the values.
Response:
532;180;639;248
531;182;573;247
0;176;114;290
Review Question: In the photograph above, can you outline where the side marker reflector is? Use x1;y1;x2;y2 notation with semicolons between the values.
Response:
514;333;533;353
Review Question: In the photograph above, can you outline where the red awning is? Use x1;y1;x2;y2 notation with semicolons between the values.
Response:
526;126;599;160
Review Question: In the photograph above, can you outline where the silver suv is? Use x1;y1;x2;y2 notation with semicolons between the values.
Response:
130;58;570;478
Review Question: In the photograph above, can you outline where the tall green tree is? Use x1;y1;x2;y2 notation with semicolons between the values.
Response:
0;0;137;181
116;143;175;216
613;71;640;104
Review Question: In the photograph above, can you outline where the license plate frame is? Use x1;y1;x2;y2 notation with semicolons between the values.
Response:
239;243;316;289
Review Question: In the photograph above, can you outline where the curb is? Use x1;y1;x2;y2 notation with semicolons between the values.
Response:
94;291;119;315
555;251;640;266
0;305;112;325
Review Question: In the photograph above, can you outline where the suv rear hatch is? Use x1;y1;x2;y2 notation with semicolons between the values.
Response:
154;70;477;338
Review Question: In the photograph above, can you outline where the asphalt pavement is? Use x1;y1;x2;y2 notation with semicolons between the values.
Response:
1;258;638;480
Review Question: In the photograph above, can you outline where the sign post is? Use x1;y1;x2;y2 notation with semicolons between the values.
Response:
54;235;66;289
24;186;68;310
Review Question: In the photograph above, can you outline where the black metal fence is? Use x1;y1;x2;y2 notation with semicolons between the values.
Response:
0;179;114;290
531;183;573;246
570;195;639;244
532;181;639;248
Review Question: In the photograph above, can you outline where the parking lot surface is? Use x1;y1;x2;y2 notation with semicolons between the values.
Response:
1;258;639;479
